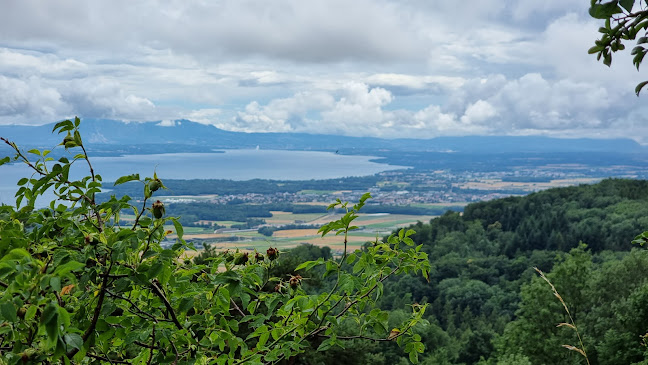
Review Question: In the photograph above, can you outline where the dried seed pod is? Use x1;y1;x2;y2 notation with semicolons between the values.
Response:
289;274;302;289
233;252;249;265
267;247;279;261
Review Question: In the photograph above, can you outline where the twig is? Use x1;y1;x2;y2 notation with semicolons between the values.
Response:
230;298;246;317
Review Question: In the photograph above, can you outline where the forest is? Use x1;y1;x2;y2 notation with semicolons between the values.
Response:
255;178;648;364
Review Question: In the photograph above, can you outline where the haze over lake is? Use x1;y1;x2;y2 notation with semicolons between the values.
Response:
0;149;408;205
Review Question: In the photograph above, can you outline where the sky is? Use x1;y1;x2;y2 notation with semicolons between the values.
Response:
1;0;647;141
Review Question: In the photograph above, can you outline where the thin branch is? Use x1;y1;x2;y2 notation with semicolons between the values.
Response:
86;353;130;364
0;280;7;288
106;290;172;323
150;280;183;330
318;334;391;342
146;325;156;365
67;261;113;358
230;298;246;317
132;196;149;230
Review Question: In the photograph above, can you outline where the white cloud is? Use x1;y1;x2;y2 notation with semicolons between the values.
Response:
0;76;69;124
461;100;498;125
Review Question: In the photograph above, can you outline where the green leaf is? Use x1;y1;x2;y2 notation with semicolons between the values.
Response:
589;2;623;19
172;218;184;240
53;261;84;276
0;302;17;322
40;302;59;340
25;305;37;321
635;80;648;96
58;306;70;328
316;337;334;351
63;333;83;350
346;253;357;265
409;350;419;364
619;0;633;12
50;276;61;292
1;248;30;261
295;258;324;272
148;262;164;279
217;287;230;312
0;156;10;166
257;332;270;349
52;119;73;133
114;174;140;186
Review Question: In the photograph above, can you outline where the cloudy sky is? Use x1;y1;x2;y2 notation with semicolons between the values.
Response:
1;1;647;141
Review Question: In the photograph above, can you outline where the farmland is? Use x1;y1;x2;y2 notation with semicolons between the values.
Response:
167;211;438;255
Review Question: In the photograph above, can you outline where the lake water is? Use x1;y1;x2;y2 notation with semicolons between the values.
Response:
0;149;409;205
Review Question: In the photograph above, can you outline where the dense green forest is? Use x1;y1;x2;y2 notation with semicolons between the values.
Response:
266;179;648;364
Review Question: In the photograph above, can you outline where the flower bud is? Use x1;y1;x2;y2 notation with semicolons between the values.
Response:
149;179;162;192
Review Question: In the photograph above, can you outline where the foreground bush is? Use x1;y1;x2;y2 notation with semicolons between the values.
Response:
0;118;430;364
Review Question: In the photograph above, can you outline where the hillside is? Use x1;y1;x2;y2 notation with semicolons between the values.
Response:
306;178;648;364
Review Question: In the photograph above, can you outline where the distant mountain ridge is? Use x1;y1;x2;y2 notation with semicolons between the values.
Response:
0;118;644;155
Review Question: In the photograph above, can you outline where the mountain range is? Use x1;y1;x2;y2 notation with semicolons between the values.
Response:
0;118;644;156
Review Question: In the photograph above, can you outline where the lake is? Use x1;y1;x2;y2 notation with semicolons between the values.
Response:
0;149;409;206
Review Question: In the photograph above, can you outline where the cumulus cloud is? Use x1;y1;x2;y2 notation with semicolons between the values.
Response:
0;0;646;142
